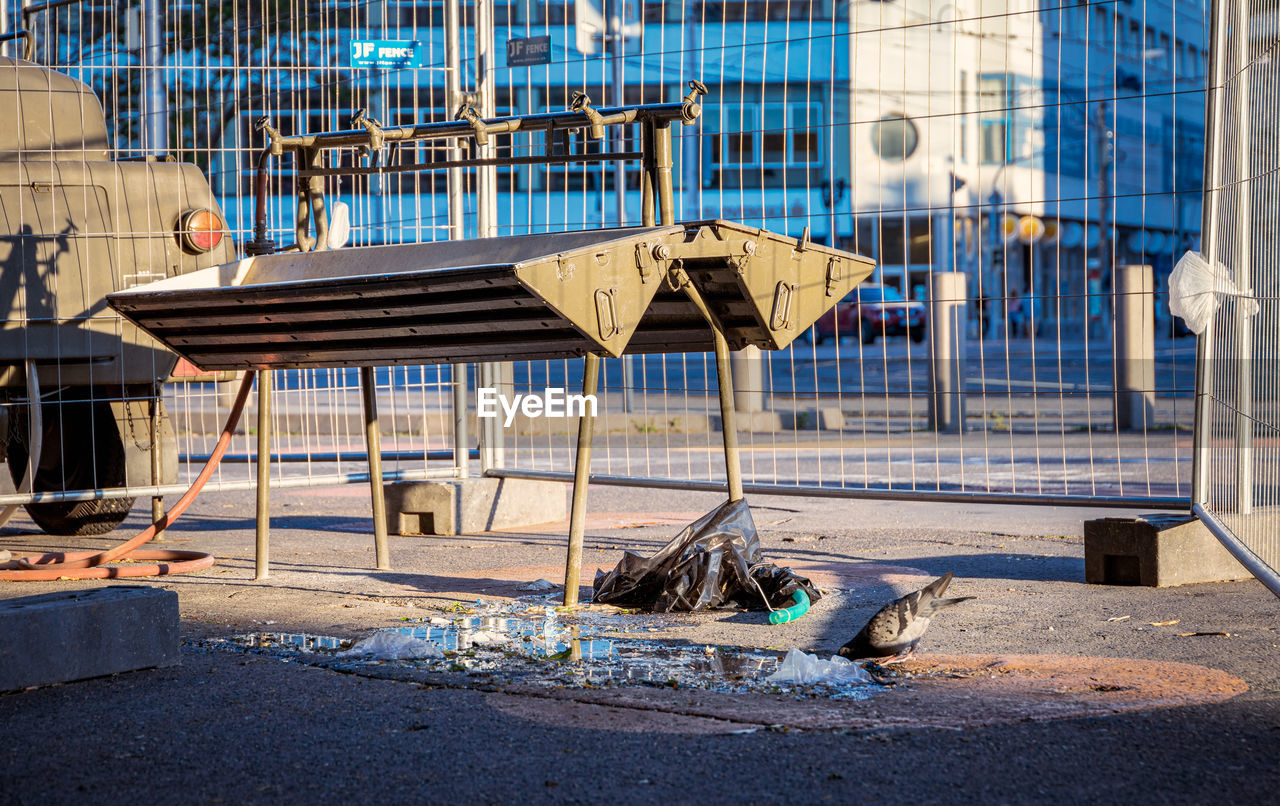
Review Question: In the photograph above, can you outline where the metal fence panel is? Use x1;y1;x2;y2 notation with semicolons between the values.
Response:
1193;0;1280;595
0;0;1211;526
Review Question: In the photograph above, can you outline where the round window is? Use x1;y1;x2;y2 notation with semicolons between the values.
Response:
870;115;919;162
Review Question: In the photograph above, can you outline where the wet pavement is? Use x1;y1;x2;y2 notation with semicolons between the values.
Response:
2;484;1279;804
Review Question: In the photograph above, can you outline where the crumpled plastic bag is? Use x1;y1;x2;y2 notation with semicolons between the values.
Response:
466;629;510;646
591;498;821;612
765;648;874;685
337;630;444;660
1169;250;1259;335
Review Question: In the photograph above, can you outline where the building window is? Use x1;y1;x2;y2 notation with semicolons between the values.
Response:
978;75;1009;164
703;101;823;187
870;114;918;162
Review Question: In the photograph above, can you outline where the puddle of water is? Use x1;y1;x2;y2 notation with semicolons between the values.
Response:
197;598;877;700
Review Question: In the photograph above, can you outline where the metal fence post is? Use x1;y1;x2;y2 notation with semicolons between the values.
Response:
927;272;967;432
1114;264;1155;432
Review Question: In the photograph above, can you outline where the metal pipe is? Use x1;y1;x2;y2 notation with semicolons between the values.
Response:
444;0;464;241
296;151;647;177
1234;0;1253;515
452;364;469;477
268;103;699;153
490;468;1192;511
640;119;655;227
181;449;479;465
1194;504;1280;599
444;0;468;480
562;353;600;608
150;391;164;538
654;122;675;226
712;331;744;502
254;370;272;580
0;467;464;507
361;366;391;570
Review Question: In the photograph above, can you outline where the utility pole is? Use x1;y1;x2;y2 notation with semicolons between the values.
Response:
1095;100;1114;338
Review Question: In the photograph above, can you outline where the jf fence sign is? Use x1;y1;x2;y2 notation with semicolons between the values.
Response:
350;40;424;69
507;35;552;67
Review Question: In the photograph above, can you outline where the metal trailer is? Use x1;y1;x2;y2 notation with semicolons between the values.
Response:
107;89;875;603
0;55;235;535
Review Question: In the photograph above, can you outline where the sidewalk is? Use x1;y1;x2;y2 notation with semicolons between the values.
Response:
2;484;1278;803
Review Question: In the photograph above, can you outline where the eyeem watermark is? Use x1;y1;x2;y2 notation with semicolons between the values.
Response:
477;387;597;427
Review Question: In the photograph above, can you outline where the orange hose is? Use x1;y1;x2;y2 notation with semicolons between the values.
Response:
0;371;257;581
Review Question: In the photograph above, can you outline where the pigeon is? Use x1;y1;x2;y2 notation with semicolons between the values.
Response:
838;572;974;664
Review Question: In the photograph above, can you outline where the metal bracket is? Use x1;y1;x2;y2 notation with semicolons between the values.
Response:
455;102;489;147
825;256;842;297
570;91;606;140
634;241;657;283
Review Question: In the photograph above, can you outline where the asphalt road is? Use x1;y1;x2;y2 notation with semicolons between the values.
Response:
2;483;1278;804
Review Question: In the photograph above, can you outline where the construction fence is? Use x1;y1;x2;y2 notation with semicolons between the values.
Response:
0;0;1219;534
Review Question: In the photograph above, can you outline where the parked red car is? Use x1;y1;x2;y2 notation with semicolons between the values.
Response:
812;283;927;345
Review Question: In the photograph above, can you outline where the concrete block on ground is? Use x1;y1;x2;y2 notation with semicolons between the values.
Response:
708;410;783;432
778;408;845;430
0;586;179;692
385;477;567;536
1084;515;1251;587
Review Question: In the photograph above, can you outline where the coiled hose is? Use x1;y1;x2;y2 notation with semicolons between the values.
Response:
0;371;256;581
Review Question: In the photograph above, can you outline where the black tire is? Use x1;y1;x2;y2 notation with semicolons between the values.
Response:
859;320;877;345
813;330;828;346
7;398;134;536
910;324;927;344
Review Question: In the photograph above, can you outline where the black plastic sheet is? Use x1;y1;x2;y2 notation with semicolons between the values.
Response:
591;498;821;612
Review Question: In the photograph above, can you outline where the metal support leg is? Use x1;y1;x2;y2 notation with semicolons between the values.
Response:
150;391;164;539
563;353;600;607
712;331;744;502
361;366;391;571
254;370;272;580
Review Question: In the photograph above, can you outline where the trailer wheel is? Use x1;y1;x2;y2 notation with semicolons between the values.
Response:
7;399;134;536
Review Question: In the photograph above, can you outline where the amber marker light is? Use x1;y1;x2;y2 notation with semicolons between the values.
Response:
179;209;225;253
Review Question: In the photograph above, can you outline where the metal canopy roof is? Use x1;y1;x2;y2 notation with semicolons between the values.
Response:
108;220;874;371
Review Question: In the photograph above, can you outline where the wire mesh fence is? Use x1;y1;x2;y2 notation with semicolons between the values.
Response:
1192;0;1280;595
0;0;1211;537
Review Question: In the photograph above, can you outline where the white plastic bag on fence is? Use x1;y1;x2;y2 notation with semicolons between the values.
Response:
1168;250;1259;335
337;630;444;660
765;648;875;685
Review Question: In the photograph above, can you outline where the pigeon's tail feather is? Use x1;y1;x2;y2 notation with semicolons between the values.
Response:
921;572;956;599
928;595;975;611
